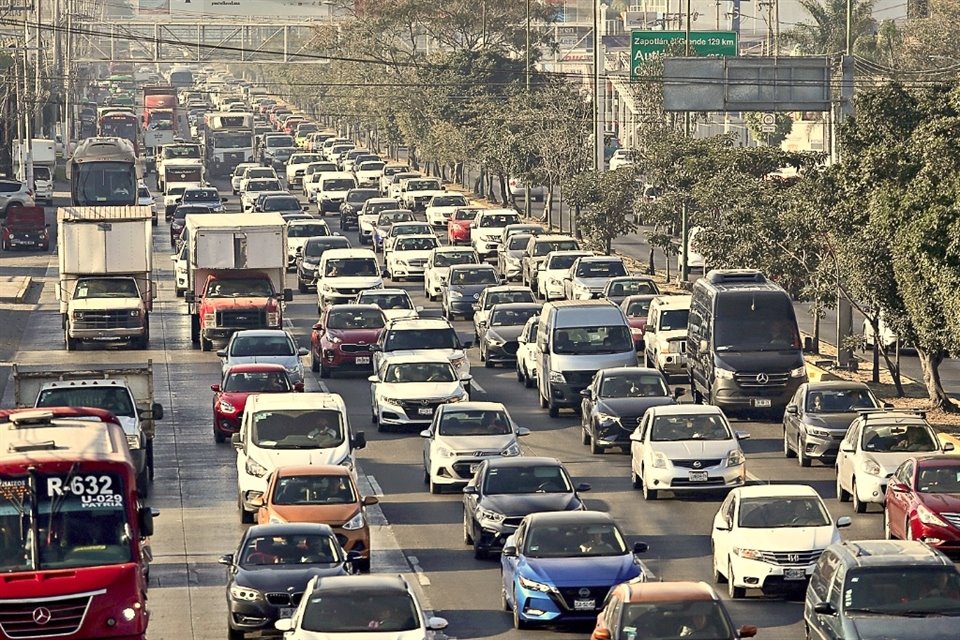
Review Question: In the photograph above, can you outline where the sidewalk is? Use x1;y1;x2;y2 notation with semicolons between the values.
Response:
0;276;32;303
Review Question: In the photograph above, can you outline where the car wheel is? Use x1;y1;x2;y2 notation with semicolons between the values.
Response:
311;350;320;372
239;499;254;524
228;626;245;640
883;507;894;539
473;538;487;560
538;386;548;409
728;561;746;598
501;585;512;611
214;428;226;444
548;399;559;418
524;369;534;389
513;588;530;630
429;478;441;495
320;362;330;378
516;363;525;383
355;557;371;573
713;546;727;583
836;473;850;502
298;281;307;294
783;429;795;458
136;465;150;499
463;509;474;545
852;479;867;513
200;336;212;352
581;426;590;446
631;466;642;489
798;437;811;468
642;472;658;500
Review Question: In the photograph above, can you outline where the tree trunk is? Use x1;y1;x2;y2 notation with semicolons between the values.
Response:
475;166;485;196
499;175;510;206
867;317;904;396
647;247;655;275
812;308;821;355
917;347;958;411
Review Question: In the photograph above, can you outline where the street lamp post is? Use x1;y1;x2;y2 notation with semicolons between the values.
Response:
593;1;604;172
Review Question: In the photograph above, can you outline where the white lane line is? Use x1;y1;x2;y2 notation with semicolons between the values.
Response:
406;555;432;586
469;379;485;394
317;379;329;392
366;474;384;497
355;468;413;574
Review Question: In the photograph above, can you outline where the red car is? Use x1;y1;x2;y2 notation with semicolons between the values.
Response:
311;304;386;378
210;363;302;443
885;455;960;554
621;294;656;350
447;206;482;245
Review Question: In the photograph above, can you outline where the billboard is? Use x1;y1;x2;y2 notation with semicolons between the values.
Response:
139;0;337;18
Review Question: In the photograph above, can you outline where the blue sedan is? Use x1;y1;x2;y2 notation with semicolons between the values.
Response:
500;510;650;629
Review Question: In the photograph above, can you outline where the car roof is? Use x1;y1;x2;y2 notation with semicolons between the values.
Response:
833;540;953;567
321;248;376;259
287;218;326;225
439;401;507;412
619;580;719;604
246;392;345;411
359;288;409;297
381;353;456;365
483;286;531;294
487;456;564;469
526;511;615;526
326;303;383;313
433;246;476;253
651;294;692;308
246;522;335;537
647;404;726;416
546;250;593;259
914;455;960;469
395;234;439;241
489;302;541;312
274;464;354;478
598;367;661;376
450;263;496;271
314;574;410;594
535;234;577;242
733;484;820;499
805;381;872;391
576;255;624;263
232;329;292;339
609;275;653;282
223;363;288;374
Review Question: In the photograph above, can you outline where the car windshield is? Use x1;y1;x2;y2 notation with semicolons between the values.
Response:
324;258;379;277
450;268;497;285
174;206;214;219
659;309;690;331
737;496;830;528
805;388;878;413
434;251;478;267
205;278;274;297
391;224;429;237
165;146;201;159
534;240;579;256
364;202;398;215
437;409;511;436
844;567;960;615
491;307;538;327
239;533;341;567
608;279;657;296
524;523;627;558
248;180;281;191
548;254;587;269
378;212;414;225
625;298;653;317
384;362;456;383
262;197;300;211
36;387;135;417
407;180;441;191
650;414;731;441
291;154;321;164
301;592;420;633
483;291;535;309
483;465;572;494
600;373;668;398
323;179;355;190
272;474;356;505
230;335;295;357
265;136;294;147
385;328;458;351
431;195;467;207
222;371;292;392
508;235;531;250
304;238;349;257
576;261;627;278
251;409;344;449
288;223;328;238
453;209;479;221
551;325;633;355
862;424;938;453
479;214;520;227
327;309;385;329
182;189;218;202
72;278;139;299
137;185;150;198
244;169;274;179
347;190;379;203
358;161;385;171
620;601;734;640
714;294;801;352
396;237;439;252
358;293;412;310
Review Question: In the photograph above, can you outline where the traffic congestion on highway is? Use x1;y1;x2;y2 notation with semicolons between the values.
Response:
2;65;960;640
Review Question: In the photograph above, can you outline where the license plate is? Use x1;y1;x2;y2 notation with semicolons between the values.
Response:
355;356;370;365
418;407;434;416
279;607;295;618
573;599;595;611
753;399;772;408
688;471;709;482
784;568;806;581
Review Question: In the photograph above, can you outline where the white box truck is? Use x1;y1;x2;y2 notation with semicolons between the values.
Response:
57;206;155;350
184;213;291;351
12;138;56;204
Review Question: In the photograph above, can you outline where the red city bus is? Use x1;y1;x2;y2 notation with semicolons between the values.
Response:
98;113;140;156
0;408;154;640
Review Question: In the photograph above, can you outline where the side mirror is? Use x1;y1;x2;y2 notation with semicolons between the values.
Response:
632;541;649;554
381;269;390;278
471;303;480;311
738;625;758;638
462;485;479;495
138;505;155;536
673;387;686;399
840;445;855;453
501;544;518;557
283;288;293;302
274;619;293;632
216;349;227;358
576;482;591;492
460;341;473;350
786;405;799;415
294;382;304;392
715;520;731;531
516;427;531;437
945;442;956;452
836;515;852;528
231;433;242;448
368;375;380;383
888;482;909;493
352;431;367;450
249;495;264;508
427;617;448;631
735;431;751;441
221;196;228;203
419;430;431;438
369;344;382;352
813;602;836;616
211;384;221;392
152;403;164;420
297;347;309;356
362;495;379;506
217;553;234;566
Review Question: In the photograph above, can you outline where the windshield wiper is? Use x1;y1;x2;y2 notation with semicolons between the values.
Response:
845;607;894;615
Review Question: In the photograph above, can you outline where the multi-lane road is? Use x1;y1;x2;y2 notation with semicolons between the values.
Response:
0;178;891;640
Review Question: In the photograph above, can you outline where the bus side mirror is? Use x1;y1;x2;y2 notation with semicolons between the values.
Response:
139;506;156;537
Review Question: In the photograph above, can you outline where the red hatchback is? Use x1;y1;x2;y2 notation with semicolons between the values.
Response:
621;294;656;351
447;206;482;245
885;455;960;554
311;304;386;378
211;363;302;443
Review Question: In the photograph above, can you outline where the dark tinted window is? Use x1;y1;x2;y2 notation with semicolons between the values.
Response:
714;292;800;352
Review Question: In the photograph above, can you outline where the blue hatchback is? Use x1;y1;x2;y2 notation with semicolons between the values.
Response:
500;511;650;629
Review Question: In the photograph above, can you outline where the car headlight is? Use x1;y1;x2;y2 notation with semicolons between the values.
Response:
501;442;521;457
230;586;263;602
125;434;142;450
451;356;466;369
861;458;882;476
806;426;830;438
245;457;268;478
715;366;735;380
726;449;745;467
435;445;453;458
444;394;467;403
381;396;404;407
789;365;807;378
449;290;463;299
218;399;236;413
917;504;948;528
596;412;620;426
651;451;669;469
397;259;408;266
549;371;566;384
342;511;365;530
286;365;301;375
73;311;85;320
302;264;317;273
733;548;763;561
478;507;505;523
667;341;684;353
327;333;342;344
519;576;552;593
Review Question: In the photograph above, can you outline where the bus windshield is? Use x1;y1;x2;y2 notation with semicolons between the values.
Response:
73;163;137;206
0;471;133;572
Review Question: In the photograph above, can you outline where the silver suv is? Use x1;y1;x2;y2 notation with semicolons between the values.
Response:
0;179;36;216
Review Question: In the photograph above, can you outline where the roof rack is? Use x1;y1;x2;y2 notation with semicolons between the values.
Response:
704;269;766;284
856;407;926;420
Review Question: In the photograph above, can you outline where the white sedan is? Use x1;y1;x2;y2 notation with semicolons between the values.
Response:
369;354;470;432
384;234;439;281
420;401;528;494
425;193;469;227
711;484;850;599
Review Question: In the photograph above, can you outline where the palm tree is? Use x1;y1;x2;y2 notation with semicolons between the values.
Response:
786;0;877;55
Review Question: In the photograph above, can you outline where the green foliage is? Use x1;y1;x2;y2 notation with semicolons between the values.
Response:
785;0;877;55
567;168;640;254
743;113;795;147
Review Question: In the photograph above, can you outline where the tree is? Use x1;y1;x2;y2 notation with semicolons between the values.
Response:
744;112;794;147
567;169;639;254
785;0;877;55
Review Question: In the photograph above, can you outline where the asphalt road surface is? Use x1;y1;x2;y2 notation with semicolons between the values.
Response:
0;178;893;640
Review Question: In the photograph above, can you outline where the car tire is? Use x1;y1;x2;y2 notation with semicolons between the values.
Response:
524;369;534;389
798;437;811;468
463;509;474;545
590;434;603;455
239;502;254;524
581;427;590;446
836;473;850;502
228;626;245;640
548;400;559;418
728;561;746;598
501;585;512;611
852;479;867;513
355;557;371;573
137;465;149;499
713;548;727;584
429;478;441;495
516;363;525;383
642;473;658;501
539;386;548;409
513;588;530;630
473;539;487;560
631;467;642;489
214;428;226;444
298;281;307;294
784;430;795;458
320;362;330;378
311;351;320;373
200;336;212;352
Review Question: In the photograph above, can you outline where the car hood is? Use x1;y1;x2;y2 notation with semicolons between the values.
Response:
393;250;433;261
382;309;418;321
573;277;612;290
480;493;579;517
651;440;737;458
218;391;255;413
286;631;425;640
407;189;444;198
598;397;676;416
322;277;383;290
234;564;348;591
427;205;461;214
204;296;274;308
379;381;463;399
731;526;839;551
475;227;507;239
715;351;804;372
917;492;960;512
847;615;960;639
252;445;348;468
436;433;517;453
359;216;378;230
226;355;299;370
803;412;859;433
326;328;382;344
271;502;358;525
71;297;141;310
449;284;493;297
864;452;927;476
486;326;524;342
523;555;640;588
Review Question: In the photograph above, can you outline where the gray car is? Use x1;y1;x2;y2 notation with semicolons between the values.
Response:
218;329;308;385
782;381;882;467
479;303;541;367
497;233;532;282
0;178;36;216
601;276;660;305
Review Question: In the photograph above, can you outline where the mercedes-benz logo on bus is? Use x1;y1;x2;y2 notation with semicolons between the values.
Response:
755;373;769;384
32;607;52;625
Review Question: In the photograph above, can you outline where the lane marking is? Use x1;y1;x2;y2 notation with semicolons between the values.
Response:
406;554;432;586
366;474;384;497
469;379;485;394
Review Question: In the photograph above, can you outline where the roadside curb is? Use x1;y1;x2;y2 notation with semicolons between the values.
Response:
15;277;31;303
0;276;32;303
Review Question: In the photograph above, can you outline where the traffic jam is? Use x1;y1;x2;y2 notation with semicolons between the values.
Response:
2;64;960;640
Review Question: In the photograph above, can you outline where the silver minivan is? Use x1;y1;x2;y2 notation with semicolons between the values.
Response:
536;300;638;417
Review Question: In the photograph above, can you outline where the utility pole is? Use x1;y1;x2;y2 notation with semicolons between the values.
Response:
835;0;856;367
679;0;692;283
593;1;604;172
524;0;532;219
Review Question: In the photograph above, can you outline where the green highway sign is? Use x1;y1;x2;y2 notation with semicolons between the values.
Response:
631;30;738;80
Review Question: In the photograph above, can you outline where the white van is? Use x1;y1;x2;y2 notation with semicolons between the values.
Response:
317;171;358;214
536;300;638;417
233;392;366;523
643;295;692;377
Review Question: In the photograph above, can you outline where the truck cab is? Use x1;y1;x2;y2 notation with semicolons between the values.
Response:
66;276;150;350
